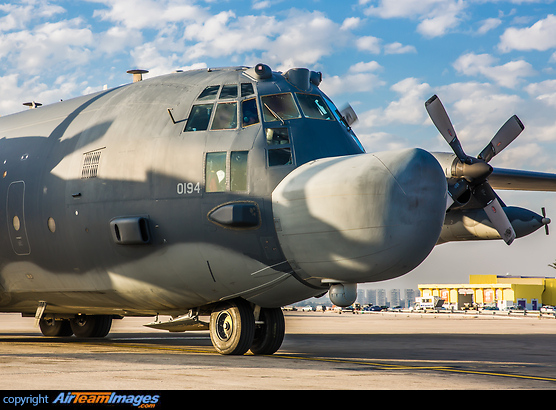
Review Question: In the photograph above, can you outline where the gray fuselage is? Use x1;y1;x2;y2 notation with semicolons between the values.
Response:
0;66;447;317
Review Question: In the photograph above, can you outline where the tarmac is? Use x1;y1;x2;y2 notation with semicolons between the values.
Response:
1;310;556;390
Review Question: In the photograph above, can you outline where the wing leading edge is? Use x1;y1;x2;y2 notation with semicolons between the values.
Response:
489;168;556;192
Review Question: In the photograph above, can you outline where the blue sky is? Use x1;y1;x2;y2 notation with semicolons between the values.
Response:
2;0;556;288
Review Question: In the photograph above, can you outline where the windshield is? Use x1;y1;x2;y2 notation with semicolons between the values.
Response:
296;93;334;120
260;93;300;123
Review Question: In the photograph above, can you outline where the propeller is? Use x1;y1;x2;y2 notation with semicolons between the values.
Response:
425;94;525;245
542;207;550;235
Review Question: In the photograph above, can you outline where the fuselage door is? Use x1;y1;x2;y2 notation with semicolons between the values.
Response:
7;181;30;255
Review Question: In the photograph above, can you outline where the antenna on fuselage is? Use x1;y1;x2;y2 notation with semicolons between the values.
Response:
23;101;42;109
127;69;149;83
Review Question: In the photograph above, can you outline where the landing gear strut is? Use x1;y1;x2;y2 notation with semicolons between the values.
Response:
209;299;285;355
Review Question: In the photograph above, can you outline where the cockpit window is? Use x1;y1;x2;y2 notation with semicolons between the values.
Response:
219;84;238;99
185;104;213;131
261;93;300;123
211;102;238;130
296;93;334;120
241;83;255;98
241;98;259;127
197;85;220;101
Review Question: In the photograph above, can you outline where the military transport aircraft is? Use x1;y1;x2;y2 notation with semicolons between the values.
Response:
0;64;554;355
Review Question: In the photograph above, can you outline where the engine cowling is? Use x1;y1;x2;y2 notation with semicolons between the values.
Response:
271;148;447;285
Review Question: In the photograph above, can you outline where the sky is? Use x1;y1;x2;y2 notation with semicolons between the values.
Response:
2;0;556;290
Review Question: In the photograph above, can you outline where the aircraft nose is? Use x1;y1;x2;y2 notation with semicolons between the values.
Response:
271;149;447;284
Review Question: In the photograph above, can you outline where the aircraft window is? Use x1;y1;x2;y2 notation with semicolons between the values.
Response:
219;84;238;99
241;98;259;127
265;128;289;145
211;102;238;130
206;152;227;192
261;93;300;123
185;104;214;131
268;148;292;167
296;93;334;120
241;83;255;97
197;85;220;101
323;94;366;152
231;151;248;191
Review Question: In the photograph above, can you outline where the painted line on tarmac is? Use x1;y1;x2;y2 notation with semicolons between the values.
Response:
58;338;556;384
271;354;556;383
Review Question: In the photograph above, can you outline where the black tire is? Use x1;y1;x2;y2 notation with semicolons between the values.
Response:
69;315;112;338
209;299;255;355
39;318;73;337
250;307;285;355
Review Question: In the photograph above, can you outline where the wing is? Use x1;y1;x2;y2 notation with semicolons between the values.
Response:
489;168;556;191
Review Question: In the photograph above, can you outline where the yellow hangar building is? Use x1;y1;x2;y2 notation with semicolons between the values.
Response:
419;275;556;310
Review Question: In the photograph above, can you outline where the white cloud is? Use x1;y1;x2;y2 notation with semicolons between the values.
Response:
91;0;207;30
341;17;362;30
477;17;502;35
0;18;94;76
356;36;381;54
499;14;556;52
252;1;271;10
362;0;467;38
0;1;65;32
349;61;383;73
359;77;432;128
320;62;385;97
525;79;556;107
453;52;536;88
384;42;417;54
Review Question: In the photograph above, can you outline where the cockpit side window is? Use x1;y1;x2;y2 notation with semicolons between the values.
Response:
266;128;293;166
185;104;214;131
261;93;300;123
241;98;259;127
296;93;334;120
211;102;238;130
197;85;220;101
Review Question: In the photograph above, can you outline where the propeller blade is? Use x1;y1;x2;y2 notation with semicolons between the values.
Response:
478;115;524;163
474;181;515;245
425;95;468;162
484;198;516;245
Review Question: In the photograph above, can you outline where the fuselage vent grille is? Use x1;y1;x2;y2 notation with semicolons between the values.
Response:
81;149;104;179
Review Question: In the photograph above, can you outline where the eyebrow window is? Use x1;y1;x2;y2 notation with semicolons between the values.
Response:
241;98;259;127
197;85;220;101
219;84;238;99
296;93;334;120
261;93;300;123
241;83;255;97
211;102;238;130
185;104;214;131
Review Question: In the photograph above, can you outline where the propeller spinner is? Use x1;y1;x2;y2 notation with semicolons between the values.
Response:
425;95;524;245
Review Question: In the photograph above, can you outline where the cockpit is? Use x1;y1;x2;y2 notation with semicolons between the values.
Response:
183;66;365;178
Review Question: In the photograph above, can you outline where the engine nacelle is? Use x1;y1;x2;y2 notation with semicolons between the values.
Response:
272;149;447;285
439;206;548;244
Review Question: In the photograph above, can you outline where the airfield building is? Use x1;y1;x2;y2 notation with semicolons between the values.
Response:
418;275;556;310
